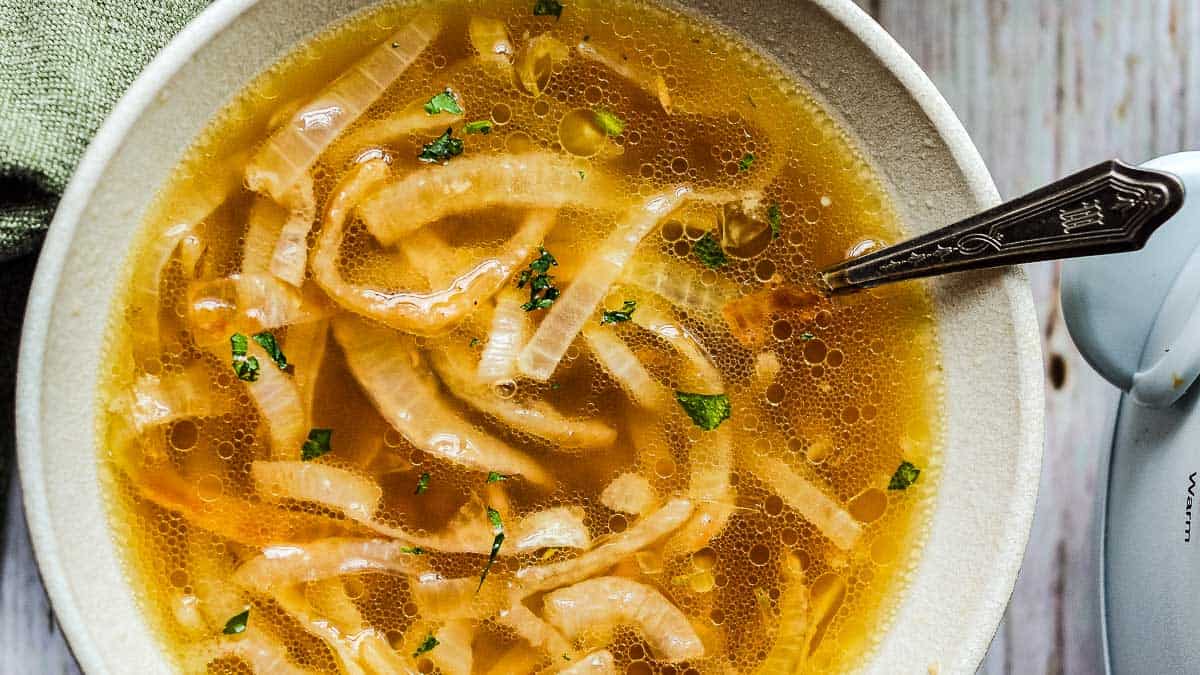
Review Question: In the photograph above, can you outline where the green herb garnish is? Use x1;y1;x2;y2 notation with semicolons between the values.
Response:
470;337;481;347
400;546;426;555
418;127;464;163
799;332;815;341
738;153;755;171
486;471;510;483
413;634;440;657
478;507;505;590
593;108;625;136
251;331;289;372
301;428;333;461
533;0;564;19
424;89;463;115
601;299;638;325
464;119;493;134
692;232;728;269
415;472;431;495
230;333;260;382
674;391;732;431
222;608;250;635
767;203;782;238
517;246;560;312
888;461;921;490
578;170;586;180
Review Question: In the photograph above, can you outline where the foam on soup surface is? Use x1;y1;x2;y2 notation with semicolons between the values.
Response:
98;1;942;672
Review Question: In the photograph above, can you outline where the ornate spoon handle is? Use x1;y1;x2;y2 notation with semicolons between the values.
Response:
820;159;1186;293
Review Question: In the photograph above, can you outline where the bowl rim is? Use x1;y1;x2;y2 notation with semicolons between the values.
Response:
16;0;1043;672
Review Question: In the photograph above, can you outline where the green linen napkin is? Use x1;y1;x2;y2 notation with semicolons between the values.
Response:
0;1;209;531
0;0;210;261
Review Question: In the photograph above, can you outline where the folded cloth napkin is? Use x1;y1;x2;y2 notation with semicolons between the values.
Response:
0;0;209;261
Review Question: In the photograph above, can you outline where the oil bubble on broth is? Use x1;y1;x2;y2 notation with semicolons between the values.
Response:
97;1;942;673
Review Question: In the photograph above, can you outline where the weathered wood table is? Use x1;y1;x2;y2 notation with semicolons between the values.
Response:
3;2;1196;672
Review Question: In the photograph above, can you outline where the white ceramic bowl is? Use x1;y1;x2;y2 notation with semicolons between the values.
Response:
16;1;1043;672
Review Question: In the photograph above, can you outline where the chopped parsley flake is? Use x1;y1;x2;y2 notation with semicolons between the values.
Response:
301;428;333;461
252;331;289;372
413;634;440;657
230;333;260;382
470;337;481;347
418;127;464;163
888;461;921;490
600;299;638;325
486;471;510;483
799;332;815;341
464;119;493;134
400;545;426;555
533;0;564;19
424;89;463;115
593;108;625;136
767;203;782;238
414;472;431;495
517;247;560;312
674;391;732;431
738;153;755;171
222;608;250;635
578;170;586;180
692;232;728;269
479;507;505;590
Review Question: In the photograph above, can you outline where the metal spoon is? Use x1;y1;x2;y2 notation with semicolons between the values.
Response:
820;159;1186;293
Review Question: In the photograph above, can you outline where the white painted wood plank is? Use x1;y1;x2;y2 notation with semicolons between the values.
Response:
1;476;81;675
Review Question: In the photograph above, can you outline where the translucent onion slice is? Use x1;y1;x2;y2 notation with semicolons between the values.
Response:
516;498;692;593
252;461;381;522
130;366;219;432
742;453;862;550
509;506;591;551
332;316;551;485
331;98;463;160
667;426;734;553
429;621;475;675
629;301;722;393
315;162;559;334
286;319;329;420
599;473;656;516
582;325;670;410
182;632;309;675
357;152;610;247
242;196;288;274
542;577;703;662
187;273;330;346
477;287;530;383
560;650;618;675
244;341;307;459
755;560;810;675
128;152;245;355
245;13;441;202
484;645;544;675
498;601;575;660
429;343;617;449
270;585;374;675
232;538;422;592
621;256;738;319
515;34;569;97
519;187;691;381
577;41;671;112
269;173;317;287
410;571;509;620
468;16;515;64
118;455;349;547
